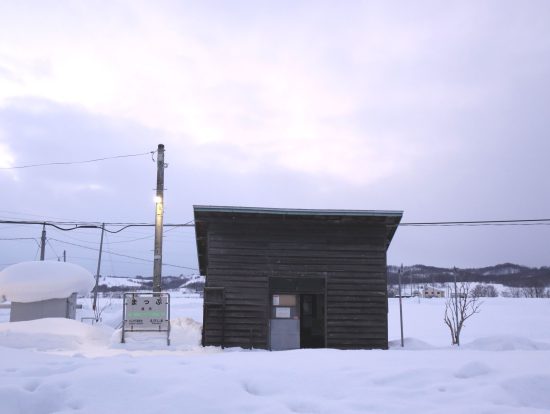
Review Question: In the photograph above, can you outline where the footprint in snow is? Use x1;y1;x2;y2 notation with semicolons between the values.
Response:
23;379;41;392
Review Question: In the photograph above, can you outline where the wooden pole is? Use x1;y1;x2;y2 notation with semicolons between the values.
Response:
40;223;46;260
398;264;404;347
92;223;105;316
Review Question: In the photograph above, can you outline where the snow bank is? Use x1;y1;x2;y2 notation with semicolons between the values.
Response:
0;261;94;302
110;317;202;350
0;318;113;351
388;337;435;350
464;335;550;351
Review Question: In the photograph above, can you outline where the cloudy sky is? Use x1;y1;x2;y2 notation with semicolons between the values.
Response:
1;1;549;276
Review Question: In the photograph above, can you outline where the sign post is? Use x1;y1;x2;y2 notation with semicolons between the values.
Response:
121;292;171;345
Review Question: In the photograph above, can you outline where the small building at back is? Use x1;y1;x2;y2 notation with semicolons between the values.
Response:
194;205;403;350
0;261;93;322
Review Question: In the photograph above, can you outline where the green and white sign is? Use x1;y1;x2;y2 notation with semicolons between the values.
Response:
122;292;171;345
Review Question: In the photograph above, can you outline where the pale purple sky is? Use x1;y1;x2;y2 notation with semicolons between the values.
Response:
1;1;549;276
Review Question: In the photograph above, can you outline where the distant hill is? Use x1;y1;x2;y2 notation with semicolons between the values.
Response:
387;263;550;288
95;263;549;293
95;274;204;292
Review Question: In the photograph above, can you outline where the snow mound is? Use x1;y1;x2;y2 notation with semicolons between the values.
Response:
454;361;492;378
110;317;202;350
464;335;550;351
388;337;435;350
0;318;113;351
0;261;94;302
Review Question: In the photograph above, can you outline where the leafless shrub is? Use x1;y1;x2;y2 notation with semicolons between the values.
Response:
444;282;482;346
472;284;498;298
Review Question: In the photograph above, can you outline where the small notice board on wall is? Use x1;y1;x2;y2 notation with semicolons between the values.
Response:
121;292;171;345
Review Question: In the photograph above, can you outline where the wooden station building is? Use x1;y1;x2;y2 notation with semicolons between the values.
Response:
194;205;403;350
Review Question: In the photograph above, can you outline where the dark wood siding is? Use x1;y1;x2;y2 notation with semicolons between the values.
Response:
199;215;390;350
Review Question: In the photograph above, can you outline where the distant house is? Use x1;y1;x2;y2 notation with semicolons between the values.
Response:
194;205;403;350
423;286;445;298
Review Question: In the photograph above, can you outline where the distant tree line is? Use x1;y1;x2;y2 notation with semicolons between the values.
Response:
387;264;550;291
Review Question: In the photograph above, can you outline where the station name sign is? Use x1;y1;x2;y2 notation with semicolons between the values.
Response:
121;292;171;345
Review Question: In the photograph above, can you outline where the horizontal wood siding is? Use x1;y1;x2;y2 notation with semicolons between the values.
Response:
201;216;389;350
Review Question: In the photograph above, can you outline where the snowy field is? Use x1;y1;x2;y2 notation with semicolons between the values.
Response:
0;296;549;413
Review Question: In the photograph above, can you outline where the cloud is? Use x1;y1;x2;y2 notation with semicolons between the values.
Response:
0;0;461;185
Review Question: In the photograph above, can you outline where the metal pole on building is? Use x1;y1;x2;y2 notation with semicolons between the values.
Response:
92;223;105;315
398;264;404;347
40;223;46;261
153;143;166;293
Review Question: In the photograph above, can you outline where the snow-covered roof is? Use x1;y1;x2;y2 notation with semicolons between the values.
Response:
0;261;94;303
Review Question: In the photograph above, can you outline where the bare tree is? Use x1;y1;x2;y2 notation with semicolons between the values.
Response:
502;287;522;298
521;281;547;298
472;284;498;298
444;282;482;346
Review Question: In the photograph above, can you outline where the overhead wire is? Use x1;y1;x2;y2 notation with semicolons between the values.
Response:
0;209;83;222
399;218;550;227
104;231;116;277
0;151;155;170
49;237;198;272
46;239;60;260
2;217;550;229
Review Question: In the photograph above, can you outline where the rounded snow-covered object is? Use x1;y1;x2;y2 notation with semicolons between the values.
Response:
0;261;94;303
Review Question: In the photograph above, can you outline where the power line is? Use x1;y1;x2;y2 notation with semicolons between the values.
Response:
46;239;60;260
0;151;155;170
3;217;550;229
400;218;550;227
0;237;40;247
0;219;195;233
0;237;38;241
0;209;85;223
48;238;198;271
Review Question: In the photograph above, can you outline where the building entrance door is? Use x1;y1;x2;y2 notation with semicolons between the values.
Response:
270;294;299;351
300;294;325;348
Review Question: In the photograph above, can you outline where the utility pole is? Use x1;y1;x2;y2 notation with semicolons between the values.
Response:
398;264;404;347
63;250;66;262
153;143;166;293
92;223;105;316
453;266;459;346
40;223;46;261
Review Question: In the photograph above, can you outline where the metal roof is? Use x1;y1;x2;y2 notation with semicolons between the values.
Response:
193;205;403;217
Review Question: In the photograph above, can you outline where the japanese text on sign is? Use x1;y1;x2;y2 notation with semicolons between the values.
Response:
123;294;169;331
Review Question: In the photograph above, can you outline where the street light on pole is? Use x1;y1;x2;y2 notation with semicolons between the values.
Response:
152;144;166;293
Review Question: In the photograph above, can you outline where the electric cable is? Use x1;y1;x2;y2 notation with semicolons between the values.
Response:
46;239;60;260
0;151;155;170
2;217;550;229
49;237;198;271
399;218;550;227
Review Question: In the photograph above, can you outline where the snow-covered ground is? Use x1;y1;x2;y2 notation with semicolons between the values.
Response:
0;296;549;413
